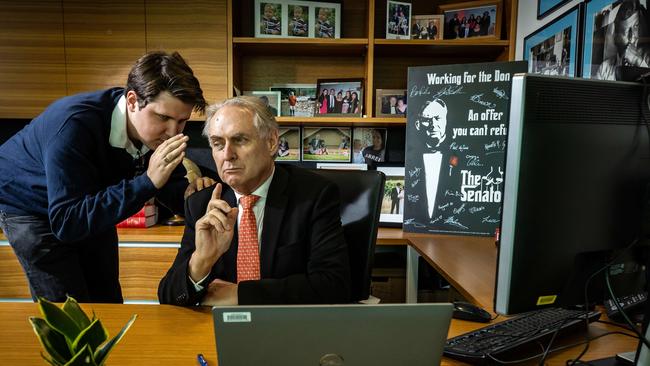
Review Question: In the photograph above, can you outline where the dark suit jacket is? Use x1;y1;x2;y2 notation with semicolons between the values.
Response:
158;164;351;305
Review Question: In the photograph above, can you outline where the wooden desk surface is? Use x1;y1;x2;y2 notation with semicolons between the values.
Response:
0;302;636;365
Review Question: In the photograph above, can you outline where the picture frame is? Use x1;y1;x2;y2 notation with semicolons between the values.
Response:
286;1;311;38
269;83;317;117
439;0;502;40
538;0;571;20
523;4;583;77
255;1;285;37
410;14;444;40
315;78;364;117
243;90;282;117
352;127;387;167
581;0;648;80
375;89;407;117
302;127;352;162
276;127;301;162
386;0;413;39
377;167;405;227
313;2;341;39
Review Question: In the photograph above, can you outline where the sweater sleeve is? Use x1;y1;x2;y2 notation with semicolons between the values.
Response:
45;115;158;242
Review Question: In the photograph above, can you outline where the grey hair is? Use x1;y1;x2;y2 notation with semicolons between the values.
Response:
202;96;279;140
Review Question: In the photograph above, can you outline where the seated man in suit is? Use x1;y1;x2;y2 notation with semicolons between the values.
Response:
158;96;351;305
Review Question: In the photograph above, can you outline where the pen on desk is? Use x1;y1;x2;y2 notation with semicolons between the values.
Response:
197;353;209;366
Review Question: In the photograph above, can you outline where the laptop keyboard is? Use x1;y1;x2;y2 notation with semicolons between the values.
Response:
444;307;601;363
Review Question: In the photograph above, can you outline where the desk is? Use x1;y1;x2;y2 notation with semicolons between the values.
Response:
0;302;637;365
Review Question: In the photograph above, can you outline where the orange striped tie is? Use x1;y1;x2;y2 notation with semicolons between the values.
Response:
237;195;261;282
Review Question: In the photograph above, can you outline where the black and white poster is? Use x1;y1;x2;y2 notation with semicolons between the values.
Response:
404;61;526;236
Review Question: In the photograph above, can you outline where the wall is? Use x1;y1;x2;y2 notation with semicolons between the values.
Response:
515;0;582;59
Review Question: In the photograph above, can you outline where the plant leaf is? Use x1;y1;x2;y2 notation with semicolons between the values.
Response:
30;317;72;364
62;297;91;329
72;318;108;354
38;297;82;341
93;314;137;366
64;344;98;366
40;352;64;366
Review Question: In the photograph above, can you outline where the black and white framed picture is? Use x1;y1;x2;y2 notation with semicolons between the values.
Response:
377;167;405;227
582;0;649;80
276;127;301;162
386;0;412;39
523;4;583;77
302;127;352;162
352;127;387;166
538;0;571;19
315;78;363;117
255;1;285;37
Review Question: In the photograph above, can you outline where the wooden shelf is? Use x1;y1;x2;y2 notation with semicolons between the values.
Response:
232;37;369;57
275;116;405;126
373;38;510;58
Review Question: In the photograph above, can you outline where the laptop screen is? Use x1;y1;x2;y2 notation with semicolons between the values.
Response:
213;303;453;366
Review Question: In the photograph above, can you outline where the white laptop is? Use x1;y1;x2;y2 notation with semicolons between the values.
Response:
212;303;453;366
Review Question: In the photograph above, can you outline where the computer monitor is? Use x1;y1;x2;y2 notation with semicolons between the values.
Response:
495;73;650;315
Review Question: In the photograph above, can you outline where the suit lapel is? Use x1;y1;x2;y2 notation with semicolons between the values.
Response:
260;165;288;277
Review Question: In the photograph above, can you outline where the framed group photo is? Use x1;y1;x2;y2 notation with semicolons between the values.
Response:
254;0;340;38
375;89;407;117
386;1;413;39
302;127;352;162
439;0;502;40
582;0;648;80
315;78;364;117
377;167;406;227
523;4;582;77
411;14;444;40
276;127;301;161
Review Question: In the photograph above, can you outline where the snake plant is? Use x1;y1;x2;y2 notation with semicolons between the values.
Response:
29;296;137;366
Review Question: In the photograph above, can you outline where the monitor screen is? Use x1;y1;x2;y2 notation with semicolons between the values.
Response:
495;74;650;315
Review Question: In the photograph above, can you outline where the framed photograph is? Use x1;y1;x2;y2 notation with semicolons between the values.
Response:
523;4;582;77
287;2;311;37
316;163;368;170
386;1;412;39
276;127;301;162
315;78;363;117
538;0;571;19
302;127;352;162
314;2;341;39
439;0;502;40
377;167;405;227
243;90;282;117
255;1;285;37
582;0;648;80
269;83;317;117
411;14;444;40
375;89;407;117
352;127;387;166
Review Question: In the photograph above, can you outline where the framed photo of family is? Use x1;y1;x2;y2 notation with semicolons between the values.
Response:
377;167;405;227
276;127;301;162
375;89;407;117
302;127;352;162
315;78;364;117
523;4;582;77
411;15;444;40
439;0;502;40
538;0;571;19
255;0;341;38
386;1;413;39
581;0;648;80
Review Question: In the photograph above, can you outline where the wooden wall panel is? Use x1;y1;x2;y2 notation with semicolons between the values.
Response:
63;0;146;94
146;0;228;119
0;1;66;119
0;246;30;299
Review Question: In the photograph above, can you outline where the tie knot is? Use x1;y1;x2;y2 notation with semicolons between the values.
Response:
240;195;260;209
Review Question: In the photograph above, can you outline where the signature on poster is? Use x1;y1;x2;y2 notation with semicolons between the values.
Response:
432;85;464;99
469;93;496;108
445;216;468;229
450;142;469;152
469;206;486;214
482;216;499;224
493;87;508;100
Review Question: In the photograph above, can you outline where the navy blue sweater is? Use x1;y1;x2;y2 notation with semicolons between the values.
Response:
0;88;187;242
